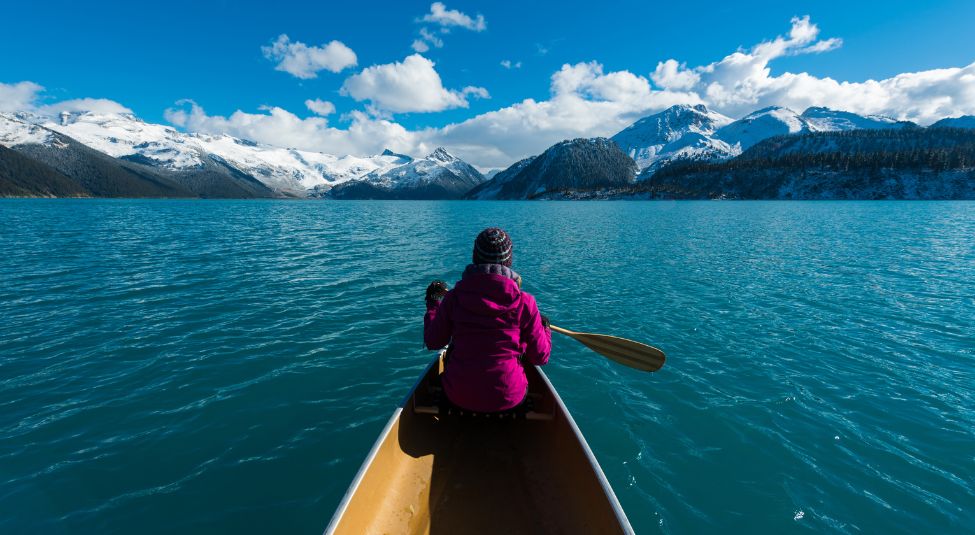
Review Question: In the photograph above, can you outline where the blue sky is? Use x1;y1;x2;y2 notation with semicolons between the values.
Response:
3;0;975;167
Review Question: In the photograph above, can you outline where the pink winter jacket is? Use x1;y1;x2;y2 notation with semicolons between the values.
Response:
424;264;551;412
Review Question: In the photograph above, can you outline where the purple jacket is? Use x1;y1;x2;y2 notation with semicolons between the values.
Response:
424;264;551;412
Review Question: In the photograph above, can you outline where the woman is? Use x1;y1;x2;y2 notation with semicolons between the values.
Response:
423;227;551;413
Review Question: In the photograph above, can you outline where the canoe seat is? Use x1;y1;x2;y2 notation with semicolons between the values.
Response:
414;386;554;421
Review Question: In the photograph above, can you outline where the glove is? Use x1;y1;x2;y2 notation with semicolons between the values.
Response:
425;280;449;308
540;314;550;329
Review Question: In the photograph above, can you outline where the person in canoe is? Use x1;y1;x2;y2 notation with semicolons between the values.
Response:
423;227;551;413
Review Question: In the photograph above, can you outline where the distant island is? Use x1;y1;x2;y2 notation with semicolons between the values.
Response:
2;105;974;200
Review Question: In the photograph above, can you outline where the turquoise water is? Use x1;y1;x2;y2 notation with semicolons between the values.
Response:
1;199;973;534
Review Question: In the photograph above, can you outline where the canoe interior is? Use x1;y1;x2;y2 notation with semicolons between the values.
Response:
327;355;631;535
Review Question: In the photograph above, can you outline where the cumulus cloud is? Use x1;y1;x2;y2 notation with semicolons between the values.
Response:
40;98;134;115
641;15;974;123
500;60;522;69
341;54;487;113
0;81;44;112
420;2;486;31
411;40;430;53
305;98;336;116
1;81;133;116
262;35;357;79
164;99;417;157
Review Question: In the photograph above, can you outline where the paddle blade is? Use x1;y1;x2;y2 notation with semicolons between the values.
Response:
551;326;666;372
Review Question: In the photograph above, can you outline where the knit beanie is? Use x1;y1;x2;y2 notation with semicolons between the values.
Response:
472;227;513;267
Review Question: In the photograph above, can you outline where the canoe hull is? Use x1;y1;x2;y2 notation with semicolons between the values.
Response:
325;353;633;534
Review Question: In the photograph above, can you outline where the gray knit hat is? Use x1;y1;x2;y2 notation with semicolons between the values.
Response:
472;227;513;267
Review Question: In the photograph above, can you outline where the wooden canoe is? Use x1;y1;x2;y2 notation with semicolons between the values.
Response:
324;352;634;535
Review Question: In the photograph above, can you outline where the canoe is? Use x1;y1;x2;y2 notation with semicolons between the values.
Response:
325;352;634;535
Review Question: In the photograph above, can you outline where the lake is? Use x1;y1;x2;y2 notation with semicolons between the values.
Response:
1;199;973;533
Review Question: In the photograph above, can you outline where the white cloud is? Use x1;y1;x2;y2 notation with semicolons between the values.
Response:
164;100;417;157
420;2;485;31
262;34;357;79
419;27;444;48
640;15;974;123
341;54;487;113
411;27;444;53
305;98;336;116
39;98;133;116
0;81;44;112
0;81;133;116
500;60;522;69
462;86;490;100
651;60;699;90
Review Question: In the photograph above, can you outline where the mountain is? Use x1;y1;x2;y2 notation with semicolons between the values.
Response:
618;105;921;180
611;104;734;171
0;144;89;197
800;107;918;131
327;147;485;199
2;109;486;199
711;106;816;152
34;111;408;196
930;116;975;129
1;113;275;198
464;156;537;199
643;128;975;199
468;138;636;199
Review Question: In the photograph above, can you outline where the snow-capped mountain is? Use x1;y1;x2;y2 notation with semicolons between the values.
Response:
712;106;816;152
327;147;485;199
713;106;916;152
1;112;275;198
644;128;975;200
616;105;920;178
800;107;917;131
931;116;975;129
611;104;734;171
35;111;412;195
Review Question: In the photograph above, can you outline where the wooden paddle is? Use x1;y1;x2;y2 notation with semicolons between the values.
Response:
550;325;666;372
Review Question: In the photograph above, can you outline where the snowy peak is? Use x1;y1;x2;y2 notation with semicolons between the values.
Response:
613;104;732;146
612;104;733;170
329;146;484;199
427;147;456;163
800;107;916;131
713;106;814;151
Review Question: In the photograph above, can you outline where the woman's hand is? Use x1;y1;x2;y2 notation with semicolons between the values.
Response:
425;280;449;307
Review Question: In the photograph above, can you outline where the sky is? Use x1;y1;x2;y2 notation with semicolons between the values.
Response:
2;0;975;168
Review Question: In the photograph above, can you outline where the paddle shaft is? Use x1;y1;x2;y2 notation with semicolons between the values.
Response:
549;324;666;372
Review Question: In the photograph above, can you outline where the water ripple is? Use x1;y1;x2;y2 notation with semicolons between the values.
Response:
1;199;973;534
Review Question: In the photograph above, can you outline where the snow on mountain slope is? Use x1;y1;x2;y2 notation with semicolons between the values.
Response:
0;113;58;147
800;107;916;131
10;111;407;195
713;106;815;152
355;147;483;190
611;104;734;170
